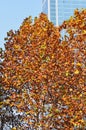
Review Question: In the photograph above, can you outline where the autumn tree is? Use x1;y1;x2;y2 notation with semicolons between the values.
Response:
1;9;86;129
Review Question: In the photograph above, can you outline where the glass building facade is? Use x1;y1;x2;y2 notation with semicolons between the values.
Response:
42;0;86;25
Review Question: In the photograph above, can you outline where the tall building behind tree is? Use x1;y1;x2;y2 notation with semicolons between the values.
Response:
42;0;86;25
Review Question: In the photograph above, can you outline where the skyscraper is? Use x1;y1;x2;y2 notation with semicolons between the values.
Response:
42;0;86;25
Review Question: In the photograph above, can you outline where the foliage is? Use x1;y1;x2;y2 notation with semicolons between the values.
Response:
0;49;24;130
0;48;4;109
1;9;86;129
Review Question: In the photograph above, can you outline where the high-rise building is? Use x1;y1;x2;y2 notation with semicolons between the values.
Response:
42;0;86;25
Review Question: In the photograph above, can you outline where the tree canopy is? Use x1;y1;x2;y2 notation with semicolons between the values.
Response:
1;9;86;129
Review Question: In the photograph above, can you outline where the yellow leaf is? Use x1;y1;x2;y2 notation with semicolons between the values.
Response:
55;109;60;113
41;43;46;49
46;56;50;62
74;69;79;74
80;94;82;97
48;113;53;117
5;99;10;104
65;71;69;76
14;45;20;49
26;111;30;114
77;63;82;66
26;110;34;114
83;30;86;34
0;102;3;105
11;127;16;130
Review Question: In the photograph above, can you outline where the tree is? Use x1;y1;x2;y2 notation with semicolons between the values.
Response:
1;10;86;129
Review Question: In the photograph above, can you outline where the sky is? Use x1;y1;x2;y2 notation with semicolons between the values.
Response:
0;0;42;49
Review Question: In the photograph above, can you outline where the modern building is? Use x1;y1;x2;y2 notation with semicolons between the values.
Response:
42;0;86;25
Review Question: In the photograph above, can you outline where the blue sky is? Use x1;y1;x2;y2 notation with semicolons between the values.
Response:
0;0;42;49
